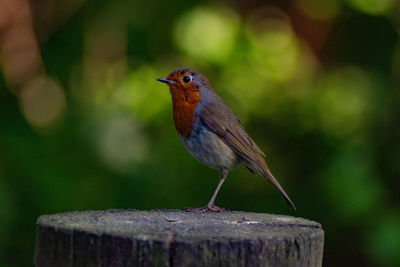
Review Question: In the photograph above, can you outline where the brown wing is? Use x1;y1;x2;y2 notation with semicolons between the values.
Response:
199;101;296;210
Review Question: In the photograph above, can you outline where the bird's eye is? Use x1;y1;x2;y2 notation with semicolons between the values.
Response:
183;76;191;83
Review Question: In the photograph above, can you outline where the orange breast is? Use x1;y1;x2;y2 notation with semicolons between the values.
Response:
170;87;200;138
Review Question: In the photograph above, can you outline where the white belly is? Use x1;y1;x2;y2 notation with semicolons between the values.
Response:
181;123;238;170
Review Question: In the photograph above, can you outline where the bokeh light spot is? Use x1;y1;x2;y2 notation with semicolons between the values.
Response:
115;65;170;120
174;7;239;63
220;63;272;119
245;7;300;83
295;0;340;20
97;116;149;173
316;67;372;138
344;0;395;15
19;76;66;128
322;146;383;220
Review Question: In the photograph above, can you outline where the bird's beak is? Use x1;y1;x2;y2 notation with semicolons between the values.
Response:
157;78;175;85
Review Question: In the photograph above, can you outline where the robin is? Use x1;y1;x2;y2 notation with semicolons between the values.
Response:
157;68;295;212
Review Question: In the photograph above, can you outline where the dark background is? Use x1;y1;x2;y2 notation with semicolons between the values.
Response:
0;0;399;266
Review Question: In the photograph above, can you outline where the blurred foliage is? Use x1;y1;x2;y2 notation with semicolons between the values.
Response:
0;0;399;266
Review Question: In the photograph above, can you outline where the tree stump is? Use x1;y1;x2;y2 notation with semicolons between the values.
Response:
34;209;324;267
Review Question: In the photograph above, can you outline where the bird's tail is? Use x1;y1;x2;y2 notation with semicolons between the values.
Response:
252;158;296;210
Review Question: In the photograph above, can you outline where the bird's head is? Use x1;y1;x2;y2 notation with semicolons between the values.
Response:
157;68;210;95
157;68;211;137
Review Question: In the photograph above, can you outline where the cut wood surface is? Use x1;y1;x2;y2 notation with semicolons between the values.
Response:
34;209;324;266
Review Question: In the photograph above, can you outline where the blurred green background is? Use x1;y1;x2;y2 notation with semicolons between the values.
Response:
0;0;399;266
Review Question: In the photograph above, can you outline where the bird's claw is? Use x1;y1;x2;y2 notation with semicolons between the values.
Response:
184;204;227;213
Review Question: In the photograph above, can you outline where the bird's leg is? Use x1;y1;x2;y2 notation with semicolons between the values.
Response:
185;168;228;213
206;168;228;210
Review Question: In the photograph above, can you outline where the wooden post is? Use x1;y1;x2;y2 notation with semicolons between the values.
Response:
34;209;324;266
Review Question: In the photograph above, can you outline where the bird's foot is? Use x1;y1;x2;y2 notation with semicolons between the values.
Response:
184;204;227;213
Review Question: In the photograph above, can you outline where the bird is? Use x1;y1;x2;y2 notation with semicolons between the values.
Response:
157;68;295;212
